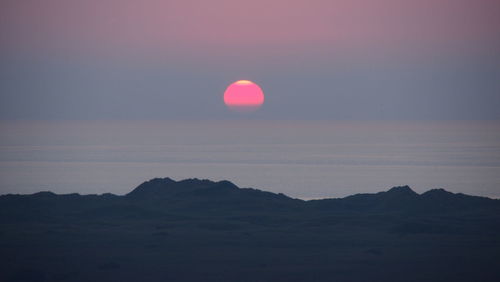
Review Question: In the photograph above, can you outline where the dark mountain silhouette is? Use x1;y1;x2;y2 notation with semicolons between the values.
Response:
1;178;499;282
125;178;298;212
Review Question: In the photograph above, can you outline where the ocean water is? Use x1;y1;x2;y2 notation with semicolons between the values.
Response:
1;120;499;199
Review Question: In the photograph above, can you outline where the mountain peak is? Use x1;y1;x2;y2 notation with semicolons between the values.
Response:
387;185;418;196
125;177;176;198
31;191;57;197
125;178;239;199
422;188;452;196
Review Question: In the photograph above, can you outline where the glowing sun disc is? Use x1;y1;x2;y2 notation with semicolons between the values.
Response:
223;80;264;112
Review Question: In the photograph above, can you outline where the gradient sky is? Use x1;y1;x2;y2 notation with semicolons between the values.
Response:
1;0;499;120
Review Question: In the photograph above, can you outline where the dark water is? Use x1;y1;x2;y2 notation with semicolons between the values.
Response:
1;120;499;198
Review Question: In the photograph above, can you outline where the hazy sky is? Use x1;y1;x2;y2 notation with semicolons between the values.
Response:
1;0;499;120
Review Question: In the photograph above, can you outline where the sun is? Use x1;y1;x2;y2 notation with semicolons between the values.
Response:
223;80;265;112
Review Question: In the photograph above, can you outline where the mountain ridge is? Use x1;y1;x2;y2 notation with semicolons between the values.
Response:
0;177;500;202
1;178;498;216
1;177;500;282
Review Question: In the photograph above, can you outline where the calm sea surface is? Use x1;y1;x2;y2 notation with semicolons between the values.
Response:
1;120;499;199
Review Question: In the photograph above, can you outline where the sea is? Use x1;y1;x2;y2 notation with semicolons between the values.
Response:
1;120;499;199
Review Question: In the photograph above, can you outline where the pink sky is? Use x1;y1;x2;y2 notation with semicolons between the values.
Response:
1;0;499;60
0;0;499;121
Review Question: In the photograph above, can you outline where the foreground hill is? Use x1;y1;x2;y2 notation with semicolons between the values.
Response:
1;178;499;282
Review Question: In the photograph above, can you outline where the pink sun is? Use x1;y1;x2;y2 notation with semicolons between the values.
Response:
223;80;265;112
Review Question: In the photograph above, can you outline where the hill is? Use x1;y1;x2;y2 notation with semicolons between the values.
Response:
1;178;499;281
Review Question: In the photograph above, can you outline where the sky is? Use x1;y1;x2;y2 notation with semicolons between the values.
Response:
1;0;499;120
